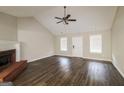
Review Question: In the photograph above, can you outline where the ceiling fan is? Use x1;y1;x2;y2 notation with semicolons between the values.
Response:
55;6;76;25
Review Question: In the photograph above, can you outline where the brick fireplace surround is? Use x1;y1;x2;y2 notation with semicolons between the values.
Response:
0;49;27;82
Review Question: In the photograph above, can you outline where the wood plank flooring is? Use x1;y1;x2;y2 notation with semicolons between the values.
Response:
13;55;124;86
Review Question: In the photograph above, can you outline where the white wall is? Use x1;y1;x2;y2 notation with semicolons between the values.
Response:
0;13;20;61
112;7;124;77
55;30;111;61
17;17;55;62
0;12;17;41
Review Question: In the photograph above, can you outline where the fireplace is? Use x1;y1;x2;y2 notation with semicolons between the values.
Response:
0;49;16;72
0;49;27;82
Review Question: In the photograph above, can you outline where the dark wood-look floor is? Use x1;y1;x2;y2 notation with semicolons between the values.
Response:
13;55;124;86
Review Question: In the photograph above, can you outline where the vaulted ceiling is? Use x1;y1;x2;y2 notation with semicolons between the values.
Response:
0;6;117;35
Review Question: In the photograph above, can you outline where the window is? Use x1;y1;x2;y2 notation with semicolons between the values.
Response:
60;37;67;51
90;35;102;53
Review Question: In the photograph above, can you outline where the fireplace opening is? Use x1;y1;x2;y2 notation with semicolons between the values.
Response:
0;49;16;72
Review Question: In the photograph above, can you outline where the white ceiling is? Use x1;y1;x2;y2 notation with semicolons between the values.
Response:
0;6;117;35
0;6;54;17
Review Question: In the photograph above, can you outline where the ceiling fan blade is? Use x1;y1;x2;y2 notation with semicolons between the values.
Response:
57;20;63;24
55;17;62;20
64;20;68;25
68;19;76;21
65;14;71;19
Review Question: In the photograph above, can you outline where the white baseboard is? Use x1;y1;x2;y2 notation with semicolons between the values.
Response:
55;55;111;62
28;54;54;62
113;62;124;78
55;54;79;58
83;57;112;62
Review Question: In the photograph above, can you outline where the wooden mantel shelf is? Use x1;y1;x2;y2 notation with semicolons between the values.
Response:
0;60;27;82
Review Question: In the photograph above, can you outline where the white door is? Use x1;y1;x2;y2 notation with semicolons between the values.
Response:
72;36;83;57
